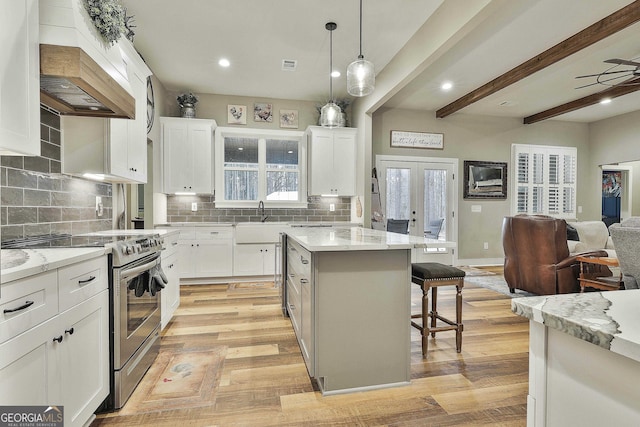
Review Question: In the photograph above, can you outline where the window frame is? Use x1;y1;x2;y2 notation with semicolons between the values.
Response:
214;127;306;208
511;143;577;219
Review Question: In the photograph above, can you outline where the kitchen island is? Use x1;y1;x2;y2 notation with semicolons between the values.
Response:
512;291;640;426
283;227;452;395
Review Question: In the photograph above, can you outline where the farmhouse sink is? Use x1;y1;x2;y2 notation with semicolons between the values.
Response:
235;222;289;244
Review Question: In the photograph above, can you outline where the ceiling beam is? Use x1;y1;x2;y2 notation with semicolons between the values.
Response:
435;0;640;119
523;78;640;124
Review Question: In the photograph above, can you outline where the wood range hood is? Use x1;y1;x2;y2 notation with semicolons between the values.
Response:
40;44;135;119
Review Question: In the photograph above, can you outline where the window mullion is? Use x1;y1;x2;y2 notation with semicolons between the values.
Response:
258;137;267;200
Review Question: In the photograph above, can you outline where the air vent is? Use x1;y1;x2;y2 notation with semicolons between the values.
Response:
282;59;297;71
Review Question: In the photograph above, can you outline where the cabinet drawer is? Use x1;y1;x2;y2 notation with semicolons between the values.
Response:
0;271;58;344
287;242;311;277
162;233;180;257
58;256;108;312
196;227;233;240
286;279;301;335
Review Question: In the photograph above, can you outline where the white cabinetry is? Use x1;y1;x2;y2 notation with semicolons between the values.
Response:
306;126;357;196
233;244;276;276
0;0;40;155
61;44;151;183
0;255;109;427
161;232;180;330
161;118;216;194
177;226;233;279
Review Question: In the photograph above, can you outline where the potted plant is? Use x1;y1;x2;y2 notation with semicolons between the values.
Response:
177;92;198;118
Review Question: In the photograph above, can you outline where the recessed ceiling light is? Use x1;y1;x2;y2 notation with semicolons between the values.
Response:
218;58;230;67
600;98;612;105
331;70;341;78
441;81;453;91
287;150;293;154
238;147;244;151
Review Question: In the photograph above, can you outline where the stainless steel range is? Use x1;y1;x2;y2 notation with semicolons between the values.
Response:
106;233;165;409
2;232;167;410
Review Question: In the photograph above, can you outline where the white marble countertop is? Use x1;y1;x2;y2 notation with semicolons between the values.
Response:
1;247;108;284
285;226;455;252
512;290;640;363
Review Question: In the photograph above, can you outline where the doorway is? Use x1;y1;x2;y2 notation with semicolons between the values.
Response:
601;165;632;225
376;155;458;265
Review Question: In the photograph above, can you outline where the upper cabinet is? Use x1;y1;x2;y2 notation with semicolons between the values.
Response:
0;0;41;156
61;40;152;183
306;126;357;196
161;117;217;194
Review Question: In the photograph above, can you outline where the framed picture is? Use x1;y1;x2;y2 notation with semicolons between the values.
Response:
227;104;247;125
254;103;273;122
463;160;507;199
390;130;444;149
279;109;298;128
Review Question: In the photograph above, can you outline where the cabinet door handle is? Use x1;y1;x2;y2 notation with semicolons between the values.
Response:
300;279;309;284
78;276;96;285
65;328;74;335
210;232;219;235
3;300;34;314
172;242;178;246
301;257;309;264
289;304;296;310
53;335;63;343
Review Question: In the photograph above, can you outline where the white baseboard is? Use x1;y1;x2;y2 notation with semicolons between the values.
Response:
456;257;503;266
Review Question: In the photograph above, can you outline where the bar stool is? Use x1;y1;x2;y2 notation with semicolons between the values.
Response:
411;262;465;358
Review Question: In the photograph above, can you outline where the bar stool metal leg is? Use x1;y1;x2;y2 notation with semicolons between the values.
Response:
430;287;438;338
422;283;429;356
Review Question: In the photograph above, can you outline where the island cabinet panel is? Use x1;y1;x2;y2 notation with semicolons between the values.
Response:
285;235;411;394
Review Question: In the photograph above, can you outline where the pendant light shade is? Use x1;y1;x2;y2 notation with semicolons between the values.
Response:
320;22;342;128
347;0;375;97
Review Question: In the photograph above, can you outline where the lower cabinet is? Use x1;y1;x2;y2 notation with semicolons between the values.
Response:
0;290;109;427
161;232;180;330
177;226;234;279
286;240;313;374
233;243;275;276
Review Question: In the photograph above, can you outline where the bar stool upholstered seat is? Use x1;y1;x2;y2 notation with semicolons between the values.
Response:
411;262;465;358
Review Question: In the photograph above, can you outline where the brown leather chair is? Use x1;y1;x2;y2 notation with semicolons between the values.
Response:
502;215;610;295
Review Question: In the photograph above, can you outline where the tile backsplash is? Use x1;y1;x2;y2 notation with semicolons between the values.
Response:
166;195;351;223
0;106;113;242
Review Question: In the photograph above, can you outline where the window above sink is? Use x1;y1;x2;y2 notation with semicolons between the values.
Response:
215;127;306;208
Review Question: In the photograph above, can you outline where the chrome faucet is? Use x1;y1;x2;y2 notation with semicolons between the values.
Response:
258;200;268;222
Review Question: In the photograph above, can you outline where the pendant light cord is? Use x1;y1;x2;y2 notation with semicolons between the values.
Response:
358;0;363;59
329;26;334;102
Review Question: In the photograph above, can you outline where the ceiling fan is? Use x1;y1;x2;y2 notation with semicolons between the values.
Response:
575;58;640;89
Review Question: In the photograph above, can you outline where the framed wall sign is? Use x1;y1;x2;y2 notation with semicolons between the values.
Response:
463;160;508;199
390;130;444;149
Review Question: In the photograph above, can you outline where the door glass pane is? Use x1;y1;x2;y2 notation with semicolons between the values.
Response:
423;169;447;240
385;168;411;220
266;139;299;200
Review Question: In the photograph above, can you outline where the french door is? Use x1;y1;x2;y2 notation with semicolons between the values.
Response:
377;156;457;265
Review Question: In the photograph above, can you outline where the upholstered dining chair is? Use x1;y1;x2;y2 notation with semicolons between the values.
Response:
424;218;444;239
386;218;409;234
609;217;640;289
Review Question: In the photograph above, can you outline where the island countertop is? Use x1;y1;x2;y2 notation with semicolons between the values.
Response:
285;226;455;252
512;290;640;363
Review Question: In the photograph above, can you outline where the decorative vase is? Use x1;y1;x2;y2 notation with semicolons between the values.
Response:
180;103;196;118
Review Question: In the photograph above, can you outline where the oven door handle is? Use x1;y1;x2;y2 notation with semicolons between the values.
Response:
119;255;161;281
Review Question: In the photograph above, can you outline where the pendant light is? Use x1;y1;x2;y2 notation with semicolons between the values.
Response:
320;22;342;128
347;0;375;97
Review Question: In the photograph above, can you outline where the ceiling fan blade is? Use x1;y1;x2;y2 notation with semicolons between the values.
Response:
575;69;634;79
575;73;632;89
604;58;640;67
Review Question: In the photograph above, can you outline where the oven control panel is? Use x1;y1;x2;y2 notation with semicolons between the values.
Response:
113;236;164;266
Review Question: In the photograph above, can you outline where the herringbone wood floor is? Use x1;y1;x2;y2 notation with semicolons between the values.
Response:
93;271;529;426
